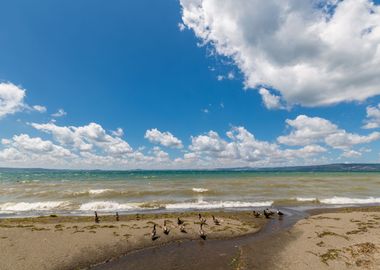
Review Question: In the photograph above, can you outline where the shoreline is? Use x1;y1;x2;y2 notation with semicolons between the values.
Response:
1;206;379;269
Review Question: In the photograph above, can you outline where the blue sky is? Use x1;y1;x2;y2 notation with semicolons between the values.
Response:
1;0;380;169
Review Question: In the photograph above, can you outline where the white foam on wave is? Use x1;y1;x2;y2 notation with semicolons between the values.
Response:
88;189;113;195
0;201;69;212
320;196;380;205
165;200;273;210
79;201;159;212
192;188;209;193
296;197;318;202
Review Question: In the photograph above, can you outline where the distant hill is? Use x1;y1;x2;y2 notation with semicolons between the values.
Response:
222;163;380;172
0;163;380;172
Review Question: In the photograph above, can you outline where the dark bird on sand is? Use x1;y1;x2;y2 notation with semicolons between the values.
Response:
163;220;170;235
263;209;271;219
94;211;99;223
180;224;187;233
151;224;157;240
198;213;207;225
177;217;184;225
115;212;119;221
199;224;206;240
212;215;220;225
253;210;261;218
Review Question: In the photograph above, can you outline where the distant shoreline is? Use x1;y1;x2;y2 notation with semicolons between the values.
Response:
1;163;380;172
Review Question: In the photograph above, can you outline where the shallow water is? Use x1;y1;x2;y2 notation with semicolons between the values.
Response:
1;168;380;217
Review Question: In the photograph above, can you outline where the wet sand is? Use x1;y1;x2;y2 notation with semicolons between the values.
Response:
93;207;380;270
0;211;264;270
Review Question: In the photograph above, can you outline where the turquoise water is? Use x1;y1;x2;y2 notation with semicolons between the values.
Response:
0;168;380;217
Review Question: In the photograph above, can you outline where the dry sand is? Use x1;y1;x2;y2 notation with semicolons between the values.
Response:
0;211;261;270
272;209;380;270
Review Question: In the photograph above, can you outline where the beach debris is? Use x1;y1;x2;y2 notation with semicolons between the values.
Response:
151;224;157;240
199;223;206;240
180;224;187;233
94;211;100;223
253;210;261;218
163;220;170;235
212;215;221;225
116;212;120;221
199;213;207;225
177;217;184;225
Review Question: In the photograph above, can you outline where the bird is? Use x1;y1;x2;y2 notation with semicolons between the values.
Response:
263;209;271;219
94;211;99;223
115;212;119;221
180;224;187;233
177;217;184;225
199;224;206;240
163;220;170;235
151;224;157;240
212;215;220;225
253;210;261;218
277;210;284;216
198;213;207;225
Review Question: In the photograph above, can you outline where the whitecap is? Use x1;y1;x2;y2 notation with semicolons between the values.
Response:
88;189;113;195
165;200;273;210
192;188;209;193
0;201;70;212
320;196;380;205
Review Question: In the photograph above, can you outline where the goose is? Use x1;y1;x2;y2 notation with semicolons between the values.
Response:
115;212;119;221
212;215;220;225
163;220;170;235
177;217;184;225
151;224;157;240
180;224;187;233
253;210;261;218
94;211;99;223
198;213;207;225
263;209;271;219
199;223;206;240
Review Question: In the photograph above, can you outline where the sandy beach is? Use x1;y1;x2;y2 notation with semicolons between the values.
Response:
1;207;380;270
272;208;380;269
0;211;263;270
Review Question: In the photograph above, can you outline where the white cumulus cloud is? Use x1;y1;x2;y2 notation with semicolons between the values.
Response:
32;105;47;113
145;128;183;148
278;115;380;149
363;103;380;129
180;0;380;107
0;82;26;118
258;88;284;110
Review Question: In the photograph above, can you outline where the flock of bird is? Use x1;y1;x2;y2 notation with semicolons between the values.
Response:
93;208;285;241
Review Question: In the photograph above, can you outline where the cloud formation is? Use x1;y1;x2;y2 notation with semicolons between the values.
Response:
0;116;378;169
363;103;380;129
258;88;284;110
278;115;380;149
180;0;380;107
51;109;67;118
0;82;26;118
145;128;183;148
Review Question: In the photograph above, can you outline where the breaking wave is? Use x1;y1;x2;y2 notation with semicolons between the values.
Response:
320;196;380;205
192;188;209;193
